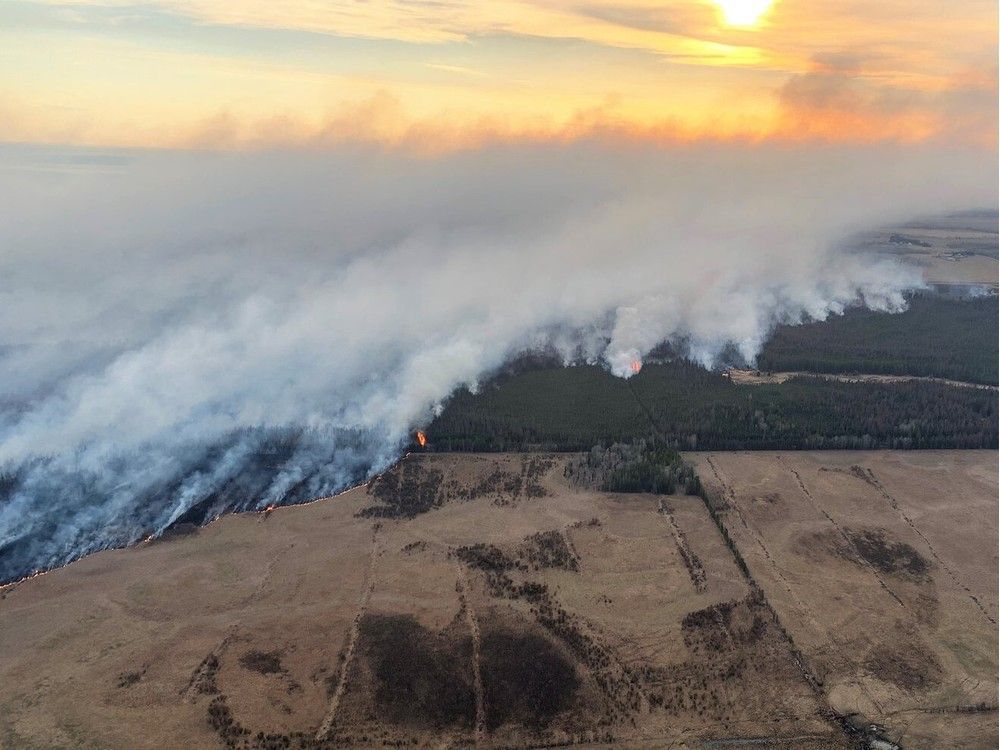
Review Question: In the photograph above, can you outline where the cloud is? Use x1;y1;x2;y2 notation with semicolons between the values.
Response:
4;2;995;149
0;139;994;581
24;0;758;58
167;76;995;156
774;55;998;145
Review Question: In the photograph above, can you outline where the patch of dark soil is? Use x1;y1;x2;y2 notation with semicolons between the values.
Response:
753;492;781;505
454;543;522;573
649;594;817;724
458;459;552;506
863;638;943;690
912;589;941;627
452;456;552;506
117;668;145;688
519;455;553;499
682;599;766;652
455;542;642;720
510;580;645;719
517;530;579;572
239;649;284;675
400;540;428;554
480;628;580;730
188;652;221;696
200;654;335;749
452;544;524;600
846;528;930;577
460;467;523;501
849;465;880;488
683;600;734;630
359;613;475;729
704;493;730;513
361;459;444;519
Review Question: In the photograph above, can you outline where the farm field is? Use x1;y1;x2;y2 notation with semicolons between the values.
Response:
855;210;998;290
1;451;995;749
693;450;998;750
0;453;837;749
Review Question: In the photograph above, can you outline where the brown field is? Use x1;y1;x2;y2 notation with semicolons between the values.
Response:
693;451;998;750
855;216;998;288
912;254;998;288
0;451;995;749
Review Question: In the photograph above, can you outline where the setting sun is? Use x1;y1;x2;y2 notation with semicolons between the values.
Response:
714;0;773;26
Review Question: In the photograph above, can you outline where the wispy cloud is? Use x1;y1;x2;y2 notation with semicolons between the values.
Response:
1;0;995;148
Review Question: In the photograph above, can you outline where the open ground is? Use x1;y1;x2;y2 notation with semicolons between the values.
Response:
0;450;994;749
693;451;998;749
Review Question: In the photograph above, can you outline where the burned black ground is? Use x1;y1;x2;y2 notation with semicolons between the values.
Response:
480;627;581;730
357;613;476;729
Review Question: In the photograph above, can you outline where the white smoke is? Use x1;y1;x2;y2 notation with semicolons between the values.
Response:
0;140;994;580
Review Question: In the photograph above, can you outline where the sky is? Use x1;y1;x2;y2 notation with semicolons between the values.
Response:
1;0;997;149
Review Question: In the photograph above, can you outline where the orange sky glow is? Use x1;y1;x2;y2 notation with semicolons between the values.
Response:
0;0;995;150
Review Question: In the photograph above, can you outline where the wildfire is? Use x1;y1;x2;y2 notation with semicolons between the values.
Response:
264;504;276;515
415;430;427;447
2;568;46;591
630;359;642;374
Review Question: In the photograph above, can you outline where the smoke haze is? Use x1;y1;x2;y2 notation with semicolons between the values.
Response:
0;140;994;582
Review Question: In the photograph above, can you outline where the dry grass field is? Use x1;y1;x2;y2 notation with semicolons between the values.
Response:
856;215;998;289
693;451;998;750
0;451;995;749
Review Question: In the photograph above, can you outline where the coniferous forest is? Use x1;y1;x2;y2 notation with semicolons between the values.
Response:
757;293;998;384
428;292;998;452
427;360;997;452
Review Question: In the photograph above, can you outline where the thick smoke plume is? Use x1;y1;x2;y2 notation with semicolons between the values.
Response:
0;141;993;582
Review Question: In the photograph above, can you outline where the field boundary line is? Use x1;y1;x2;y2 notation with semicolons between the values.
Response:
782;459;905;609
315;526;383;740
457;565;486;744
853;465;996;626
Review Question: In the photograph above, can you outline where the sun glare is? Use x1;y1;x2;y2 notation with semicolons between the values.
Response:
714;0;773;27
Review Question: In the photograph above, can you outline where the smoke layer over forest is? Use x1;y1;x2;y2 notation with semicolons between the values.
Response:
0;140;994;582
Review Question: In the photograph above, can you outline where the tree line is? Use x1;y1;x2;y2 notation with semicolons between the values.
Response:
757;293;998;385
427;360;997;452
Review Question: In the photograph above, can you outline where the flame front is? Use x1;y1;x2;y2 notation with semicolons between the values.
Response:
416;430;427;447
630;359;642;374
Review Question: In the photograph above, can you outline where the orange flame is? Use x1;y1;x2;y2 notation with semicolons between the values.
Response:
630;359;642;374
264;504;276;514
416;430;427;447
